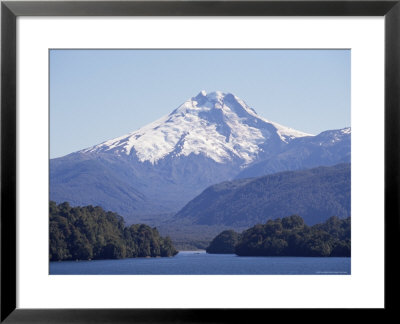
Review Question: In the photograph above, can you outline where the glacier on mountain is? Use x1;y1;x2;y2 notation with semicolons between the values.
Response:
80;91;312;165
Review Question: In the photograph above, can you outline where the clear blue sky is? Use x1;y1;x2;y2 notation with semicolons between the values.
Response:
50;49;350;158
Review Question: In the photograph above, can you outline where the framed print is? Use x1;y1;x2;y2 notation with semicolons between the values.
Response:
1;0;399;322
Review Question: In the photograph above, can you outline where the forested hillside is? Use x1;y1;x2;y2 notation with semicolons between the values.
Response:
49;201;178;261
206;230;241;254
206;215;350;257
174;163;350;227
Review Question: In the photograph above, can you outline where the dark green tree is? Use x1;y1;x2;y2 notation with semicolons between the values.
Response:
206;230;240;254
228;215;350;257
49;201;178;261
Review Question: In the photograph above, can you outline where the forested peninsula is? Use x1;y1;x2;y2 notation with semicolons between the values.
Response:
50;201;178;261
206;215;350;257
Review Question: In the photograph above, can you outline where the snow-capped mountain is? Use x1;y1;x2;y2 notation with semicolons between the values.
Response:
80;91;312;166
50;91;350;223
235;127;351;179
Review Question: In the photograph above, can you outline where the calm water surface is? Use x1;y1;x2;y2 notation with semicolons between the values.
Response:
50;251;350;275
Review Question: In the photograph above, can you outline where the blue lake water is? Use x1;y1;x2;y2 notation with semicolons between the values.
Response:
49;251;350;275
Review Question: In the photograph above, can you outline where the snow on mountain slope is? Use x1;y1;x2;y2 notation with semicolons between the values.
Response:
80;91;312;165
51;91;349;222
235;127;351;179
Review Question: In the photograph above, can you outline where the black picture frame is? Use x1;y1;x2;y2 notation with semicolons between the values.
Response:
1;0;399;322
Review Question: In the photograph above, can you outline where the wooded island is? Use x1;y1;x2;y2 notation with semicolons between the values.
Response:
50;201;178;261
206;215;350;257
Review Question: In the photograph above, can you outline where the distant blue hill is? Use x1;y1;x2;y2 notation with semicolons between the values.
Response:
173;163;351;227
235;128;350;179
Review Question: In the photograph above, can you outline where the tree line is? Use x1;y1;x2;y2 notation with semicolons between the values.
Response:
206;215;350;257
50;201;178;261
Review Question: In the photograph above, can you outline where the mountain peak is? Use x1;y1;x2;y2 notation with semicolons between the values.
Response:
193;90;243;103
80;91;312;164
177;90;259;119
194;90;226;100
